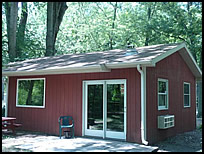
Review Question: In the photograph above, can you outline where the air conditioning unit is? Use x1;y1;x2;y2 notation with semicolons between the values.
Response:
158;115;175;129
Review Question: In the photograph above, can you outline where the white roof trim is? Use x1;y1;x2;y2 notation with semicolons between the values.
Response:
2;61;153;76
183;44;202;76
2;65;110;76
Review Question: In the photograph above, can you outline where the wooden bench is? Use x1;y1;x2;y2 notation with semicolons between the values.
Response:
2;122;22;134
2;117;22;134
2;122;10;129
2;122;22;127
13;123;22;127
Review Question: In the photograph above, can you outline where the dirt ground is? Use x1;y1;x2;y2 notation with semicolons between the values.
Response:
153;128;202;152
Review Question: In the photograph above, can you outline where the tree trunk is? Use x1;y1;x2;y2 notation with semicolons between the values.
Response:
109;2;117;50
145;5;151;46
4;2;10;44
5;2;18;62
26;80;35;105
16;2;28;58
45;2;68;56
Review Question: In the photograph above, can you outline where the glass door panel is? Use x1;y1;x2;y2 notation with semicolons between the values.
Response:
107;84;124;132
84;80;126;140
87;85;103;130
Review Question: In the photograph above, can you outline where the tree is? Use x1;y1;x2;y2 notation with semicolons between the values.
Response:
16;2;28;59
4;2;29;62
2;2;202;67
4;2;18;62
26;80;34;105
45;2;68;56
109;2;118;49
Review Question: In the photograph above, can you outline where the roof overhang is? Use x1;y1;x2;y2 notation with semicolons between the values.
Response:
2;65;111;77
2;61;154;77
2;42;202;81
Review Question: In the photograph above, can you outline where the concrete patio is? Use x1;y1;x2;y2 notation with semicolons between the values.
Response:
2;131;158;152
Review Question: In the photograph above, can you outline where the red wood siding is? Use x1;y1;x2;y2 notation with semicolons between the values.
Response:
7;68;142;143
7;49;197;144
146;51;196;144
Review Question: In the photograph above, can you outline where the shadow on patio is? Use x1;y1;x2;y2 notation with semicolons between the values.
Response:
2;130;158;152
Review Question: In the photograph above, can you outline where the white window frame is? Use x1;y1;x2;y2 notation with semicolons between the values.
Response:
183;82;191;108
158;78;169;110
82;79;127;140
16;78;46;108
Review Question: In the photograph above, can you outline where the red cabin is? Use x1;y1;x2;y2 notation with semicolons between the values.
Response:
2;42;202;144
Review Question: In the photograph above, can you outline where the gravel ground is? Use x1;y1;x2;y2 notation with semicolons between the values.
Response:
153;128;202;152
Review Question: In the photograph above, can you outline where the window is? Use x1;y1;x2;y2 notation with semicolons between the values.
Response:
158;79;168;110
184;82;190;107
16;78;45;108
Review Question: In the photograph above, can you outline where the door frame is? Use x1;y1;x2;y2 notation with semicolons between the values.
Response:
82;79;127;140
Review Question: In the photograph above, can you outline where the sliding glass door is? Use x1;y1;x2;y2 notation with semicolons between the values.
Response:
106;81;126;139
83;80;126;140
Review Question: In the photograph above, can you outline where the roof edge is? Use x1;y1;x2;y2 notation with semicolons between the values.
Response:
152;42;202;79
183;44;202;76
2;61;153;77
151;42;186;64
2;65;110;77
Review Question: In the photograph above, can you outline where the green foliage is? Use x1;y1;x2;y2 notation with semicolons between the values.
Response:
17;80;44;106
2;3;9;65
2;2;202;70
199;124;202;129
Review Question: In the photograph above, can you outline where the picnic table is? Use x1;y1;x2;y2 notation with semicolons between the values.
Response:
2;117;22;134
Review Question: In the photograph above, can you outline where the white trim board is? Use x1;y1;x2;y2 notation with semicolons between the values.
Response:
183;82;191;108
82;79;127;140
16;78;46;108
